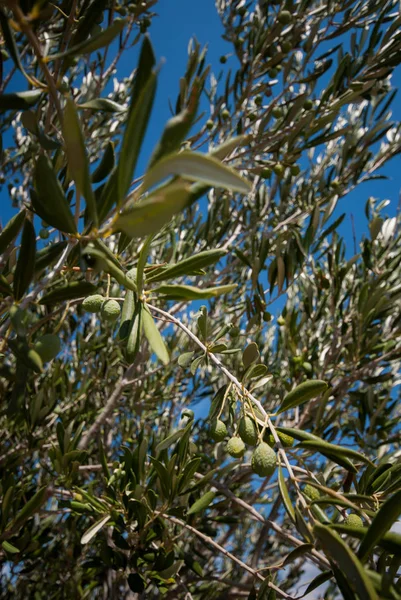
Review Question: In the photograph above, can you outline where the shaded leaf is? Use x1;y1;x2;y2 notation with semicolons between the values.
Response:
34;241;68;273
297;440;373;466
13;219;36;300
142;305;169;365
358;489;401;561
153;283;237;300
48;19;126;61
40;281;98;304
79;99;126;113
113;182;192;239
313;524;378;600
0;90;43;112
278;466;295;522
10;487;48;530
117;36;156;203
146;249;227;283
33;156;77;234
0;209;26;256
91;142;115;184
277;380;328;414
63;98;97;227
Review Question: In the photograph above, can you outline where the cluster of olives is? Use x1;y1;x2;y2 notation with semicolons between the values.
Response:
209;415;278;477
82;294;121;322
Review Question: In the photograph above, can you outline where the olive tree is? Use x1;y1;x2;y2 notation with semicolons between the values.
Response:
1;0;401;597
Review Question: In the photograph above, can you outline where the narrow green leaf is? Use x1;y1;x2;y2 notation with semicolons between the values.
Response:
113;182;192;238
142;305;169;365
0;90;42;112
33;156;77;233
283;543;314;566
117;36;156;203
277;380;328;414
0;209;26;255
1;486;15;529
149;78;201;167
7;339;43;373
34;241;68;273
48;19;127;61
2;541;20;554
242;342;260;368
146;249;227;283
39;281;97;304
149;457;170;498
313;524;378;600
278;466;295;522
330;524;401;557
119;289;135;340
143;150;251;194
358;489;401;561
275;426;322;443
0;9;24;72
63;98;97;227
10;487;48;530
153;283;237;300
187;491;216;515
91;142;115;184
126;299;143;363
297;440;374;466
178;351;195;367
137;235;154;295
178;457;202;494
296;441;358;473
303;571;332;597
155;425;190;454
79;99;126;113
13;219;36;300
81;515;111;545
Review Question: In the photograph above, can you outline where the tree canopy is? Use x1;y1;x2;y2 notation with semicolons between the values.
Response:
1;0;401;598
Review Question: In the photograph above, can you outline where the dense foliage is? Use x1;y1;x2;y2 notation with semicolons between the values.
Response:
1;0;401;597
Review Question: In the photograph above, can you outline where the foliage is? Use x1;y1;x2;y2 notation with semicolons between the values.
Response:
1;0;401;597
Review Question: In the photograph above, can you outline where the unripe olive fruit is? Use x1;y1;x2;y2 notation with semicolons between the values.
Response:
221;109;230;119
278;11;292;25
261;167;272;179
220;55;227;64
34;334;61;363
268;68;278;78
39;228;49;240
267;431;294;448
82;294;105;313
210;419;228;442
101;299;121;321
304;483;320;501
226;437;246;458
251;442;277;477
255;95;262;106
290;164;301;176
344;513;363;528
281;40;292;53
303;99;314;110
277;315;285;325
272;107;283;119
206;119;214;130
238;416;258;446
273;164;285;177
